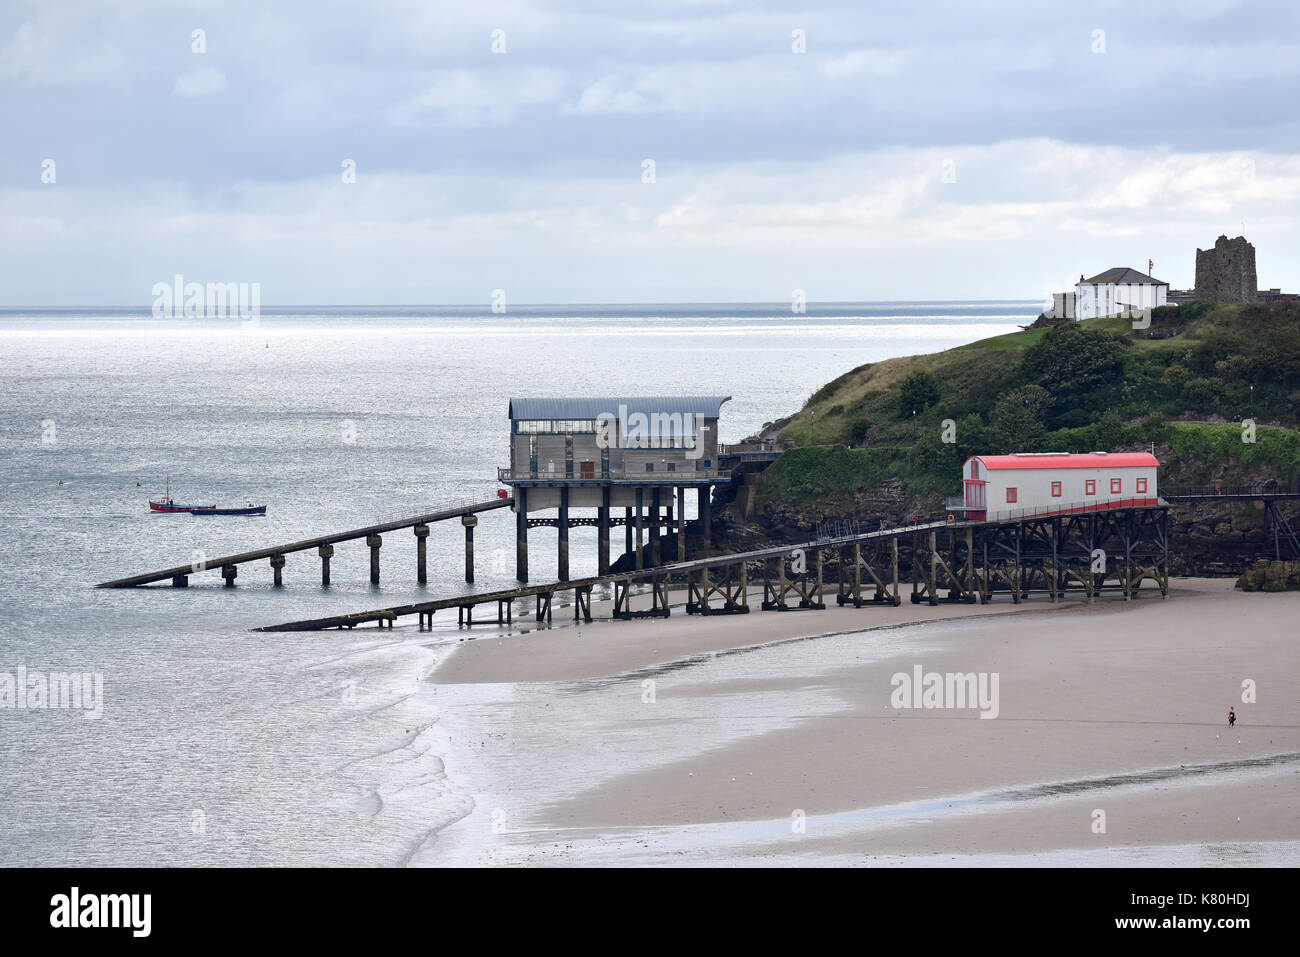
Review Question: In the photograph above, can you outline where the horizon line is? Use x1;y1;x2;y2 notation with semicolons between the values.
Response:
0;297;1045;310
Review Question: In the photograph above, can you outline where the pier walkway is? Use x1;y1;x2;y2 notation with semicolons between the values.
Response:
255;499;1173;631
94;496;513;589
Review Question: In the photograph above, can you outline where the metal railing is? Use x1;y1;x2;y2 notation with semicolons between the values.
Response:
719;440;783;455
957;497;1164;523
1162;484;1300;499
497;465;723;482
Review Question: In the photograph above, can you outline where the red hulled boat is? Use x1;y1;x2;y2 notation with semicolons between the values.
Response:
148;477;263;515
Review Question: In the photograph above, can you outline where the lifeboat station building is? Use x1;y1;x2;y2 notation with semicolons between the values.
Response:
499;396;733;581
958;452;1160;522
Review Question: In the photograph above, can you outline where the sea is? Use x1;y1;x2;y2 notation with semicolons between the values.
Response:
0;302;1037;865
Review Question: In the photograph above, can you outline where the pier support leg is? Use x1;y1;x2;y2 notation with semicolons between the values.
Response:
698;485;712;548
516;487;528;583
558;487;570;581
414;524;430;584
664;503;674;563
677;485;686;562
318;544;333;587
367;534;382;586
649;487;660;567
625;507;633;562
221;564;237;588
597;486;611;575
460;516;475;584
634;488;644;571
270;554;285;588
170;574;188;588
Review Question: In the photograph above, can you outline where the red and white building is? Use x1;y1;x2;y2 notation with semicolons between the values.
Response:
958;452;1159;521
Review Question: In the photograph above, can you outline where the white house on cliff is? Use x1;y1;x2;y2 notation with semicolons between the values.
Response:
1074;267;1169;320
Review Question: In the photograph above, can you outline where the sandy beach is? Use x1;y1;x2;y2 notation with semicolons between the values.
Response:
422;578;1300;866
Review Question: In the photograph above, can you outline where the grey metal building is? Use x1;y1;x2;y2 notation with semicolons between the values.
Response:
499;396;732;581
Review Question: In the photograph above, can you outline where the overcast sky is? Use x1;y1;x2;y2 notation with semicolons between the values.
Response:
2;0;1298;305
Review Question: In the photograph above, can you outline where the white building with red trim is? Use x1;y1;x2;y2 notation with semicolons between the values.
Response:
959;452;1159;521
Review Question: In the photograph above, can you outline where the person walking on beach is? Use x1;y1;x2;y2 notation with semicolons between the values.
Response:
1228;707;1236;728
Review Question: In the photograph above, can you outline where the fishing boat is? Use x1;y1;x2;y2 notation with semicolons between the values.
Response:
148;478;264;515
149;478;213;513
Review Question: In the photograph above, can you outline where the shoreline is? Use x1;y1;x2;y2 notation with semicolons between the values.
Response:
421;578;1300;865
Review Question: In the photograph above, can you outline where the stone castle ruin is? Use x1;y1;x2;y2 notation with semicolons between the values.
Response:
1194;234;1257;303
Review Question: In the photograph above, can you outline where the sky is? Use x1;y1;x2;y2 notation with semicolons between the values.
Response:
2;0;1299;305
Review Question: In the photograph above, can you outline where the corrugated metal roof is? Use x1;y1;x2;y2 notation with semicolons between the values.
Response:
508;396;732;420
968;452;1159;470
1080;267;1167;286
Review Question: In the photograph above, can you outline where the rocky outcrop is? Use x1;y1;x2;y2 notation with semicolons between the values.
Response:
1237;560;1300;591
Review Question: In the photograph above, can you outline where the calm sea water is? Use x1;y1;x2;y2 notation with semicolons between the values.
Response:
0;302;1035;865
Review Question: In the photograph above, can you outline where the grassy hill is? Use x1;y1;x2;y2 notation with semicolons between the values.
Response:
755;300;1300;516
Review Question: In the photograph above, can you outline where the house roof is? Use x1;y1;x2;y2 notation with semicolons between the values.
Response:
967;452;1159;470
508;396;732;420
1080;267;1168;286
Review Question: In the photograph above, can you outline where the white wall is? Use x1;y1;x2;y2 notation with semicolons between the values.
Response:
966;463;1158;519
1075;281;1168;320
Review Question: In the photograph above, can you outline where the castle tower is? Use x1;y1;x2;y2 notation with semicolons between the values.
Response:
1194;235;1257;303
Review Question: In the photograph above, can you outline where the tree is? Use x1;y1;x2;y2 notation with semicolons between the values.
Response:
898;371;940;419
989;385;1053;452
1021;324;1125;415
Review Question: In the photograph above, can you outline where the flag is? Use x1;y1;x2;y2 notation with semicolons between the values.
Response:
1149;259;1154;274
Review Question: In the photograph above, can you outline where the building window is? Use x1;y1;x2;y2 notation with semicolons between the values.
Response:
971;460;980;478
667;462;676;472
1111;478;1122;494
701;459;711;469
1006;488;1017;503
645;463;655;472
515;419;599;435
1085;479;1096;495
1137;477;1148;493
1051;481;1062;497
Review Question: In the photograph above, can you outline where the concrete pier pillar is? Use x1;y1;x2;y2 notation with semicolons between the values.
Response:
170;574;188;588
516;487;528;583
414;524;430;584
270;553;285;587
367;534;382;585
698;485;712;547
221;564;237;588
625;507;633;561
318;544;333;586
597;486;611;575
557;487;570;581
634;487;644;570
460;516;476;583
677;485;686;561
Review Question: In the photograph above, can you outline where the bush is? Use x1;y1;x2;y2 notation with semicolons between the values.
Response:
898;371;940;419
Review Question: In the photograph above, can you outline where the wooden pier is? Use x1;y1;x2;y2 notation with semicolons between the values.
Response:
94;497;513;589
254;502;1173;632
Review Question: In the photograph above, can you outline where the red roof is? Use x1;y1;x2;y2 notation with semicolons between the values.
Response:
968;452;1158;471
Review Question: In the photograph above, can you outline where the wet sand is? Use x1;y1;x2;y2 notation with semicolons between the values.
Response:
425;578;1300;865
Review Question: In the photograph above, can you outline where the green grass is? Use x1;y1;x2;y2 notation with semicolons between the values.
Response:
755;301;1300;516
